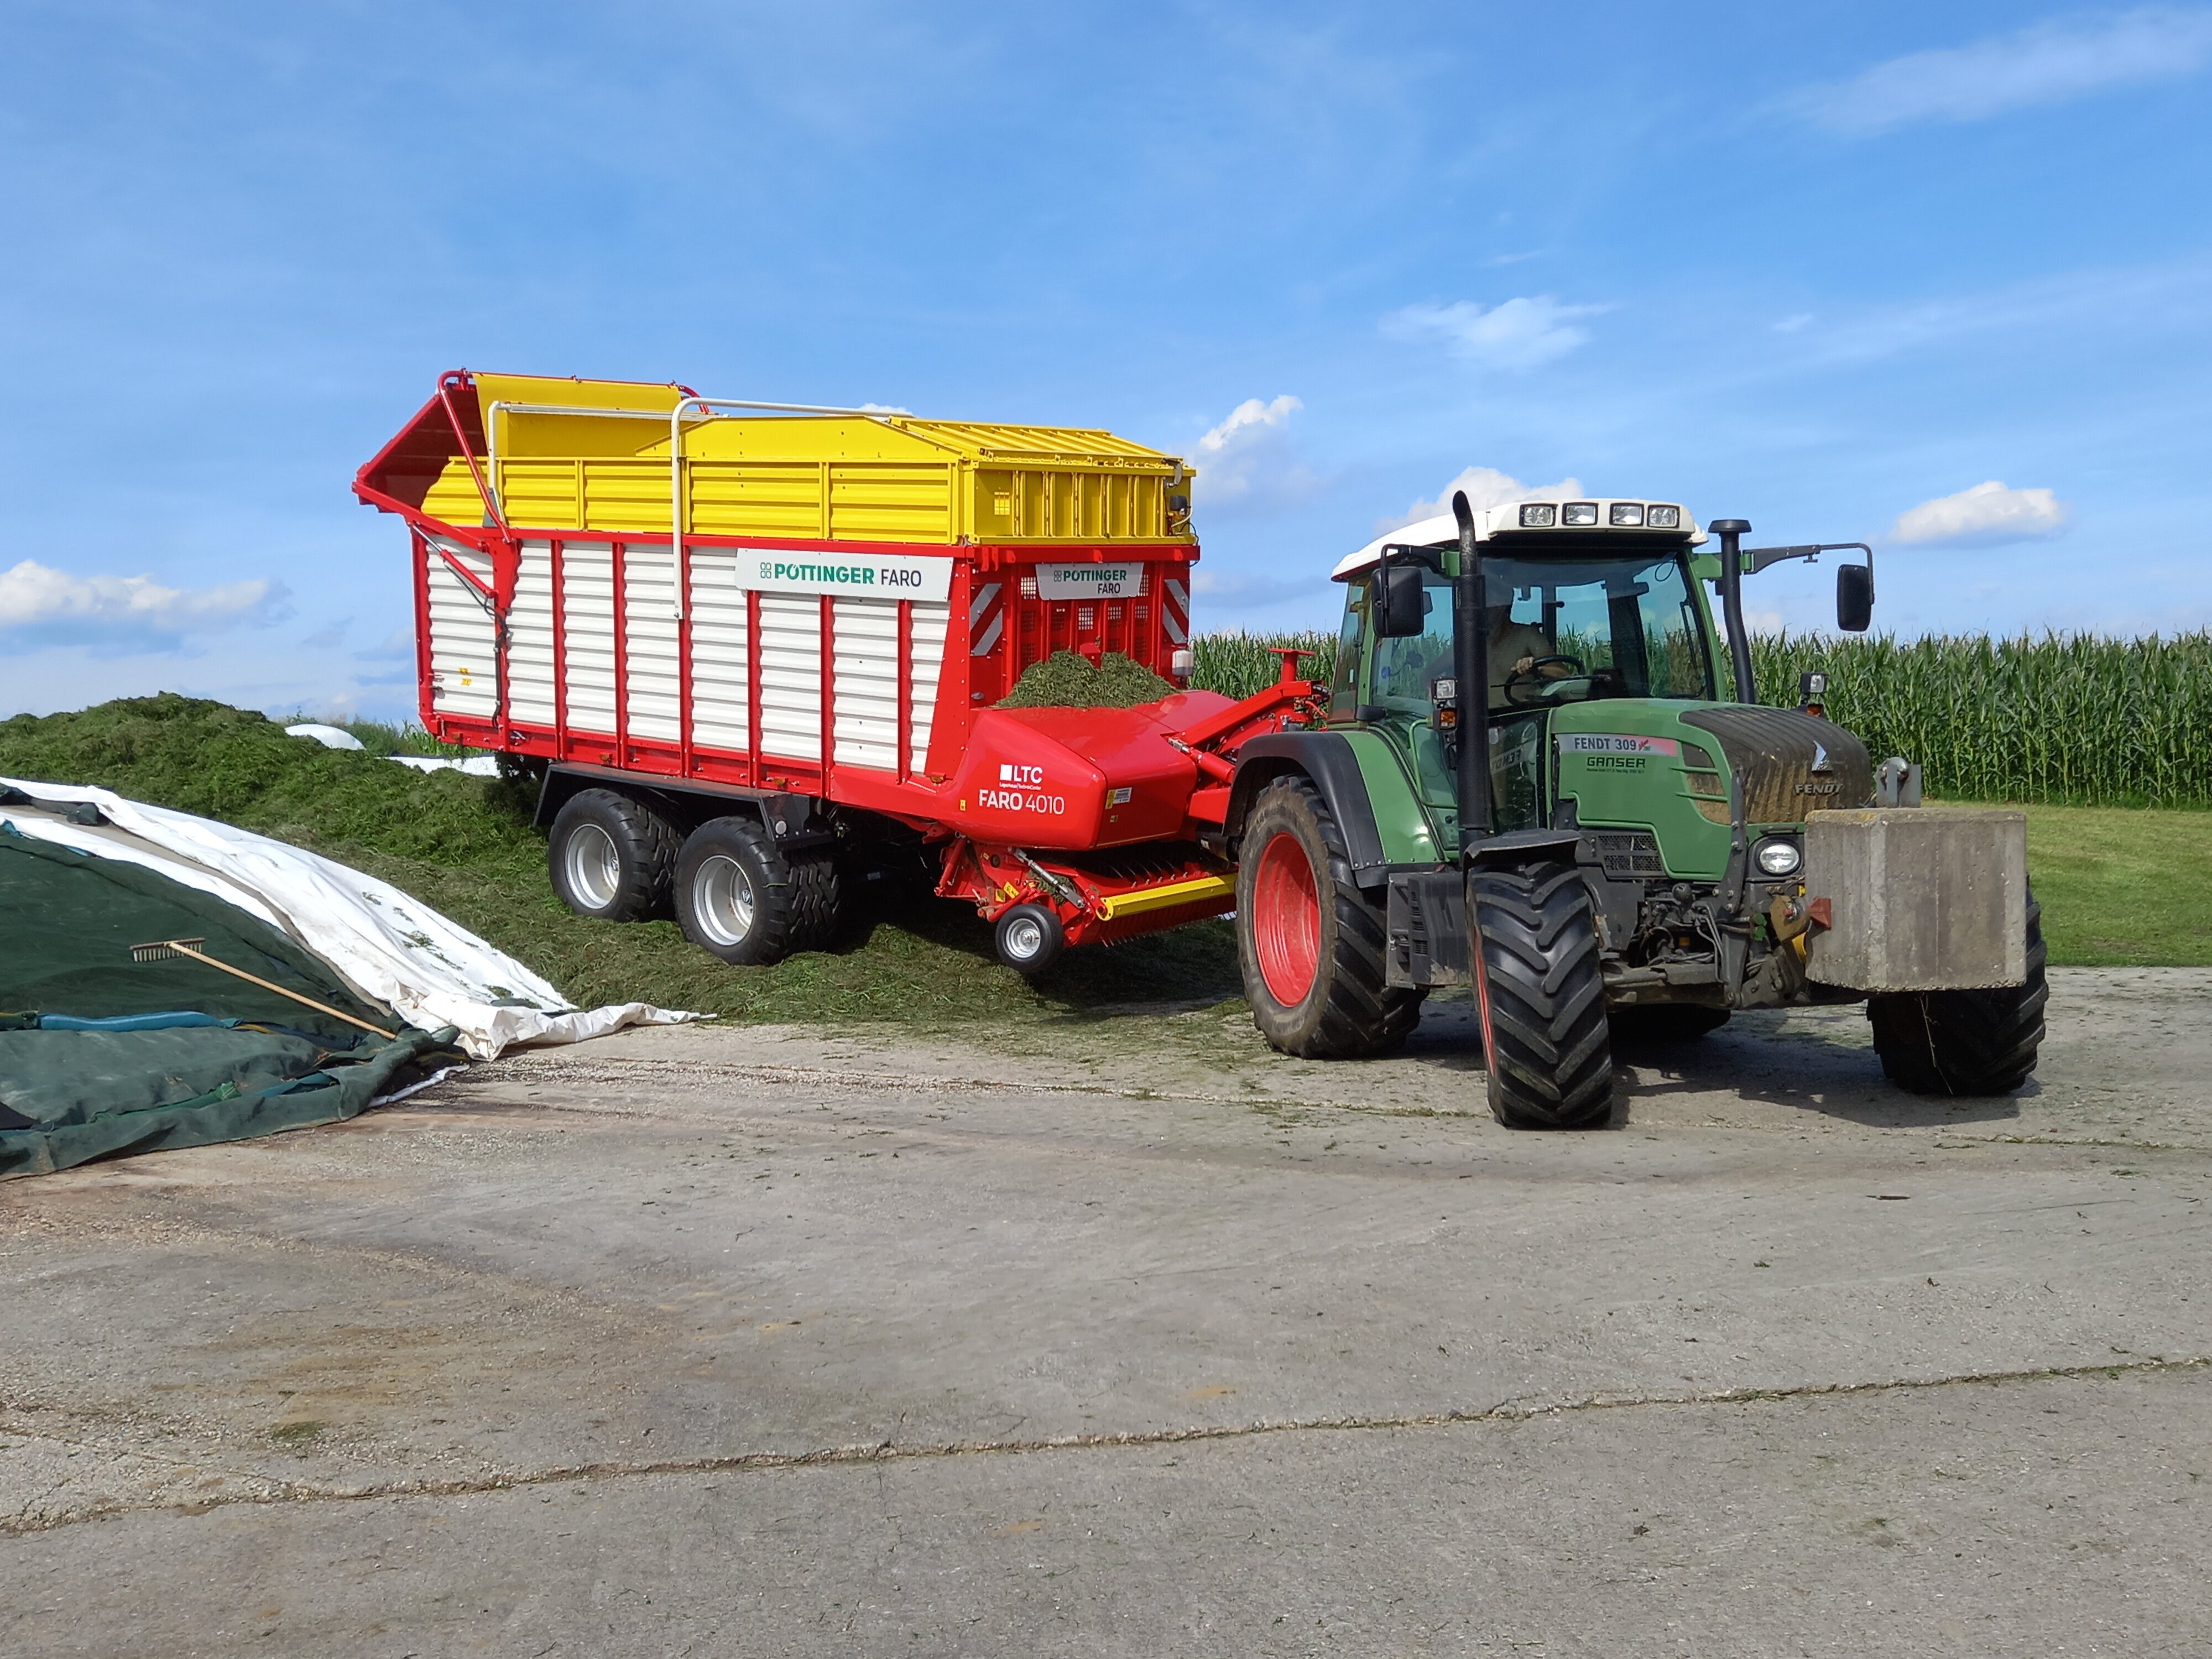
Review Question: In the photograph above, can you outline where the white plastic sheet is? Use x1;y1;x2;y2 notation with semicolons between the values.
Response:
388;754;502;776
285;723;367;751
2;778;700;1059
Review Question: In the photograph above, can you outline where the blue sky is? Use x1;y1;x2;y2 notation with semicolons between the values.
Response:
2;1;2208;720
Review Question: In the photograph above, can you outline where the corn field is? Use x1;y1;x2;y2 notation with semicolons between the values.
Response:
1188;632;1339;700
1751;632;2212;807
1193;628;2212;807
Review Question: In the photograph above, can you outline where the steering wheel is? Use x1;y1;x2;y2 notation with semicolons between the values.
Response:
1502;654;1588;706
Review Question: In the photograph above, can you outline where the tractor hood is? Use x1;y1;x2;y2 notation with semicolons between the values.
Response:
1678;705;1874;825
1547;700;1875;881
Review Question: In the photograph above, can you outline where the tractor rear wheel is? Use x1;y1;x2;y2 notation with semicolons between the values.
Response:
674;815;841;967
1237;775;1423;1057
547;787;680;922
1469;860;1615;1129
1867;893;2048;1096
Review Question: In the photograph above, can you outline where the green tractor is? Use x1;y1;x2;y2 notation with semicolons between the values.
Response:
1222;491;2047;1128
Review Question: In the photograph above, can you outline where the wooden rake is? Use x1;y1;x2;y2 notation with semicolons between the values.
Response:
129;937;397;1040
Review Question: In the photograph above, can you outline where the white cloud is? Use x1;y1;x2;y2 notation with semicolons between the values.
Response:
1794;8;2212;136
1197;394;1301;458
1381;295;1608;371
0;560;285;640
1375;466;1585;534
1891;481;2070;547
1191;394;1312;505
1773;313;1814;333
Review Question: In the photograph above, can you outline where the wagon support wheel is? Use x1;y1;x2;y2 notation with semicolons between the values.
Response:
674;815;841;967
1235;775;1423;1058
547;787;680;922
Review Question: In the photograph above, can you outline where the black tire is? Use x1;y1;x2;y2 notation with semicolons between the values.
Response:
1867;893;2048;1096
1469;860;1615;1129
1608;1004;1730;1044
547;788;680;922
1236;775;1425;1057
673;816;841;967
995;904;1066;976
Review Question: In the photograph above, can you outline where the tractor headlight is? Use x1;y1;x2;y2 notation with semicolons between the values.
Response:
1609;502;1645;526
1754;837;1803;878
1646;504;1681;528
1519;502;1557;527
1563;502;1599;526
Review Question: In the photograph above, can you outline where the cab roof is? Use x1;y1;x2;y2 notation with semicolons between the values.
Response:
1331;499;1707;580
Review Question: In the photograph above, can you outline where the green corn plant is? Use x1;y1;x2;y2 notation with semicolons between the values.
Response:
1751;630;2212;807
1193;626;2211;806
1189;632;1340;701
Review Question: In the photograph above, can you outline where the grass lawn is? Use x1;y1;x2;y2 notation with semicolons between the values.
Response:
2017;802;2212;967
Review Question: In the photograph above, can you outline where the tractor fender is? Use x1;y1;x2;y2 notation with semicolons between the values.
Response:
1227;732;1390;888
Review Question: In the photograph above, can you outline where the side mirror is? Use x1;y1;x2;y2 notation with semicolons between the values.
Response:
1836;562;1874;633
1374;560;1427;638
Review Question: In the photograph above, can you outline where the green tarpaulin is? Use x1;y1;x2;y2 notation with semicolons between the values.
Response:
0;824;458;1178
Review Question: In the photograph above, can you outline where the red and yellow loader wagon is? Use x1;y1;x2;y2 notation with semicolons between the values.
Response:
355;371;1314;972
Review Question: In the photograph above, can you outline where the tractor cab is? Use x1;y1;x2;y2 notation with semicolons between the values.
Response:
1328;500;1720;841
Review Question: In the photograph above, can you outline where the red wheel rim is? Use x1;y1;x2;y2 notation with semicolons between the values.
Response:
1252;830;1321;1007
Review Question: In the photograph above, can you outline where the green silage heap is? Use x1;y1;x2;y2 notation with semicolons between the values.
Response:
997;651;1177;710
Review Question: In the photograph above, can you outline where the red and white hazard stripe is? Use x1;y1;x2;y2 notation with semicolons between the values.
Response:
1161;574;1190;647
969;579;1004;656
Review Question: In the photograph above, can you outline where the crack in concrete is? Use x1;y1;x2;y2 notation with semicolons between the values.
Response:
6;1354;2203;1537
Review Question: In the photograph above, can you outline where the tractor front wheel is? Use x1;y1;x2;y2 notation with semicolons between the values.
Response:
1867;893;2048;1095
1469;859;1615;1129
1236;776;1423;1057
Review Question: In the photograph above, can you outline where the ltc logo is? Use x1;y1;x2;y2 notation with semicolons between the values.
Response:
999;763;1044;786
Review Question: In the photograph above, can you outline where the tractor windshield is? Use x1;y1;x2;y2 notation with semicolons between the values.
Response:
1367;550;1716;711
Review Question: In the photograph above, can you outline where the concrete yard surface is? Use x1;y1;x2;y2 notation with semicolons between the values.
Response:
3;966;2209;1655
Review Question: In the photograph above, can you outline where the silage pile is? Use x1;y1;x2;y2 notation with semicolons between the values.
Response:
996;651;1177;710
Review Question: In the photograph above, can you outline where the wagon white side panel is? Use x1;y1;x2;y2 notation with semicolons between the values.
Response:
686;546;750;753
907;601;948;774
423;535;499;721
507;541;557;727
757;592;823;763
622;542;682;743
561;543;617;735
831;597;904;770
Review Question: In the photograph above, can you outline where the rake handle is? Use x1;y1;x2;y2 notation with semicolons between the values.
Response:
154;942;397;1040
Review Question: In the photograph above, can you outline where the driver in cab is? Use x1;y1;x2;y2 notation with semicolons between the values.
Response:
1488;604;1567;707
